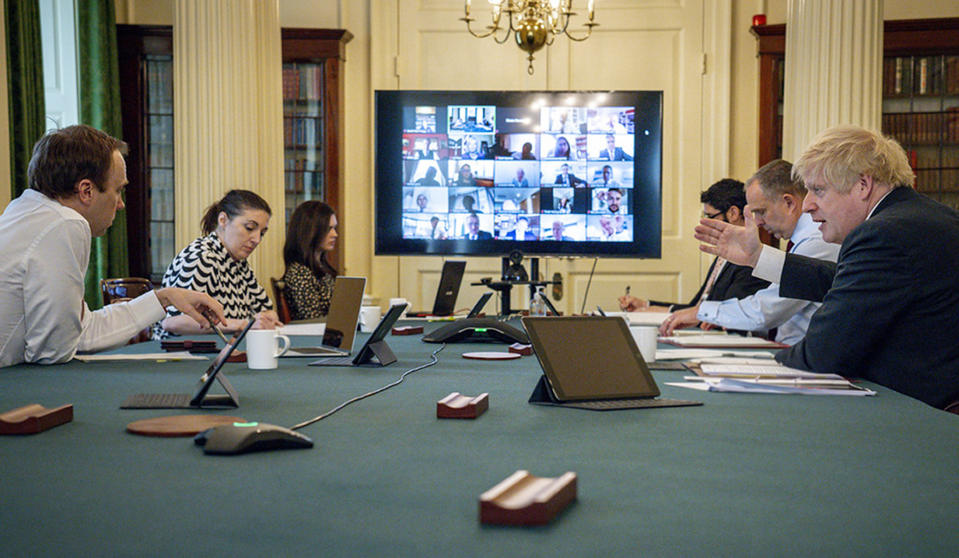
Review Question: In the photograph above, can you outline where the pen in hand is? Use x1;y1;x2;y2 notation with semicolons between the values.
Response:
203;310;230;344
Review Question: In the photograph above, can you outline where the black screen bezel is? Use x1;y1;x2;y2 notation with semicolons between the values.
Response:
374;90;663;258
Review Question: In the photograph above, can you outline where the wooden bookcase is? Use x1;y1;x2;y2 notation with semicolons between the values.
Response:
117;25;352;281
753;18;959;209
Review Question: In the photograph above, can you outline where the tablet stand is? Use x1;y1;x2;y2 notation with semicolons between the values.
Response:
359;339;397;366
528;375;562;406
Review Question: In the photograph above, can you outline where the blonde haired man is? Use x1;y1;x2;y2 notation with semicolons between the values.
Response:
696;126;959;412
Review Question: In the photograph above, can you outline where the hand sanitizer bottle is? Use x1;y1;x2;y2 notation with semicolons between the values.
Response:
530;287;547;316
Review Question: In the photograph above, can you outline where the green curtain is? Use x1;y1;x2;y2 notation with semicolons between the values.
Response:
76;0;127;309
5;0;46;199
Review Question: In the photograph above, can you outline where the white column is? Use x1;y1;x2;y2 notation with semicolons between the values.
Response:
782;0;883;161
173;0;285;286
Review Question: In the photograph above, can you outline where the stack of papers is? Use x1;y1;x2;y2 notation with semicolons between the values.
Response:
660;334;786;348
656;349;776;361
666;360;876;396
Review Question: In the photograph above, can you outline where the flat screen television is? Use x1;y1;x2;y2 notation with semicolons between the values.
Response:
374;90;662;258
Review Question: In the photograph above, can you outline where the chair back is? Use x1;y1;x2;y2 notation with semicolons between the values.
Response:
271;277;292;323
101;277;154;306
99;277;155;344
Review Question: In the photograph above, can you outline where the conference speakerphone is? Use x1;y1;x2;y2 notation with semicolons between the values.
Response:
422;317;528;344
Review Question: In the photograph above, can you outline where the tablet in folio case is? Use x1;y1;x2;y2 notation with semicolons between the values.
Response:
522;316;702;411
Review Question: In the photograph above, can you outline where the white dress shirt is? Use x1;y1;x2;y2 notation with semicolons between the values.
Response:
0;189;166;367
697;213;840;344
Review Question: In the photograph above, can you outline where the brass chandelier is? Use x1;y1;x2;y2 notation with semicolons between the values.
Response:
461;0;598;74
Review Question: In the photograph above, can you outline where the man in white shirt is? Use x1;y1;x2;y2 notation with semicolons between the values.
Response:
660;160;839;344
0;125;225;368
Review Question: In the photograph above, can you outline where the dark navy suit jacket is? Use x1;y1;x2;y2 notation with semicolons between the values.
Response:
775;186;959;409
651;257;770;311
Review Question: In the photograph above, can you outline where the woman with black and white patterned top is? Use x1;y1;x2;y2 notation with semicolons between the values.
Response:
153;190;281;339
281;201;338;320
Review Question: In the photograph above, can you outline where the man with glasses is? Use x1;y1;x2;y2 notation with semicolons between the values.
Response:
619;178;769;313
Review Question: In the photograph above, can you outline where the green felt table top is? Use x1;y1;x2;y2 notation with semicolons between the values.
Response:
2;322;958;557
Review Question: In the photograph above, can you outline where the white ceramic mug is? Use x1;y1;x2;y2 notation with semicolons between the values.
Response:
359;305;382;333
246;329;291;370
388;298;409;318
630;325;658;363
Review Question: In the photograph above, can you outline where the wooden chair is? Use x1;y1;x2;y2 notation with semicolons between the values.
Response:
271;277;292;324
99;278;155;344
100;277;154;306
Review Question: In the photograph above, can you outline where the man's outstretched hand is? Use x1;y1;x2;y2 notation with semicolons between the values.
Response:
694;204;763;268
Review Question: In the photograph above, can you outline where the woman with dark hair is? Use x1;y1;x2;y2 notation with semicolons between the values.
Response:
153;189;279;338
280;201;339;320
550;136;573;160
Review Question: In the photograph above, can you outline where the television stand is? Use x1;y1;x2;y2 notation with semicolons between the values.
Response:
472;278;559;317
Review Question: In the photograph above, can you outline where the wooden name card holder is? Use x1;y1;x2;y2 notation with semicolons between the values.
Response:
391;325;424;335
437;392;489;419
479;470;577;526
508;343;533;356
0;403;74;435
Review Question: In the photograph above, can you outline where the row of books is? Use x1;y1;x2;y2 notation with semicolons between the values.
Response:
882;109;959;145
146;58;174;114
284;158;324;194
283;116;324;147
883;55;959;97
282;64;324;101
913;169;959;194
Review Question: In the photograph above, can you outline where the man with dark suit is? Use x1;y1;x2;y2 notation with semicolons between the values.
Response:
695;126;959;411
598;134;633;161
463;212;492;240
554;163;586;187
619;178;769;313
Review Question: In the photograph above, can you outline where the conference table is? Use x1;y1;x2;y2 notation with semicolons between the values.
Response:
2;320;958;557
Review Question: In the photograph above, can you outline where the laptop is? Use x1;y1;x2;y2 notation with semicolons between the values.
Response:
309;303;407;367
284;276;366;357
467;292;493;318
407;260;466;317
522;316;702;411
120;317;255;409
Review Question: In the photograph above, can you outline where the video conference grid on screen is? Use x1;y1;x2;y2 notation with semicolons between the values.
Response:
399;104;637;243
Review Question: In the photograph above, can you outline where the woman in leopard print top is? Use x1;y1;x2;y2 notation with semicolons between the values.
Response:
281;201;338;320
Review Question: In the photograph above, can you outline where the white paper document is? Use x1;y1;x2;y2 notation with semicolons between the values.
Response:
668;378;876;396
75;351;208;362
698;363;844;379
661;334;784;347
655;349;776;361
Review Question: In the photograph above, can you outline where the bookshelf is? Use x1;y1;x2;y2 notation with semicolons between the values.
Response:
753;18;959;209
117;25;174;282
117;26;352;281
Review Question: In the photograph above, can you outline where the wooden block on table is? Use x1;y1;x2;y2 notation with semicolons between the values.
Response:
508;343;533;356
392;325;424;336
437;392;489;419
226;351;247;363
0;404;74;435
479;470;577;526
